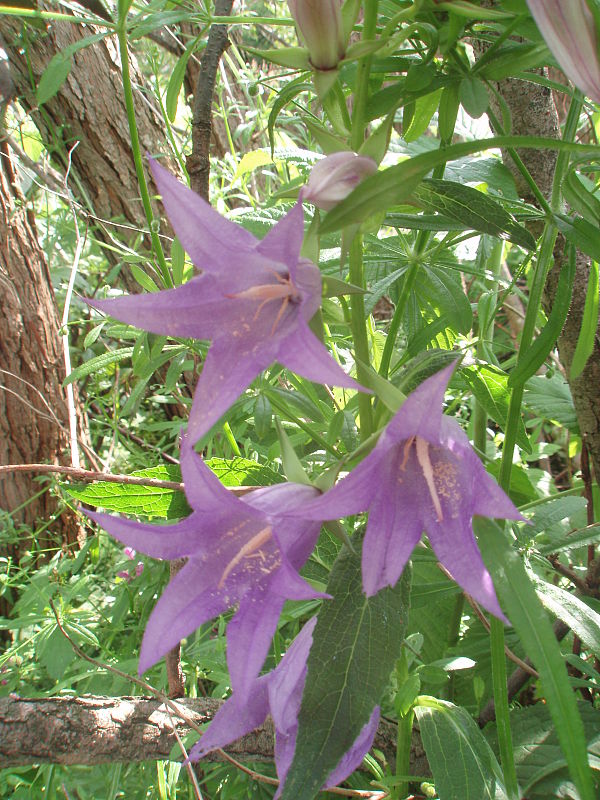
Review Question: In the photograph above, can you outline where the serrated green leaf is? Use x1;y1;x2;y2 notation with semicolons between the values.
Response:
416;698;507;800
524;375;578;430
462;365;530;452
476;519;596;800
64;347;135;385
414;179;535;250
279;544;411;800
66;459;282;519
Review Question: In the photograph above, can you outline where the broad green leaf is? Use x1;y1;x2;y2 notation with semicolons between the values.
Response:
538;523;600;555
526;494;587;535
235;149;273;179
571;260;599;380
415;697;507;800
253;394;272;439
532;575;600;656
462;365;530;452
404;88;443;143
508;246;576;387
279;544;411;800
493;703;600;800
562;171;600;224
37;53;72;105
414;179;535;250
459;76;489;118
66;459;282;519
320;137;600;234
524;374;578;430
476;519;596;800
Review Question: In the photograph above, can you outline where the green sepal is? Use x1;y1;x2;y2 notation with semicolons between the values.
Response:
243;45;310;71
275;417;313;487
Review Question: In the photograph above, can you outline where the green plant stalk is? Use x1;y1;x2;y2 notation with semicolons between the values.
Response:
493;92;584;799
116;20;172;289
394;709;414;800
266;391;341;458
350;0;379;151
349;236;374;439
379;261;419;379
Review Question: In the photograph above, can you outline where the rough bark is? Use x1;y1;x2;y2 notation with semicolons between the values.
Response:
0;694;429;775
0;146;82;569
0;9;179;292
475;29;600;485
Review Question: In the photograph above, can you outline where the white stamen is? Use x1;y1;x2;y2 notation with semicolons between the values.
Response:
218;526;273;589
415;437;444;522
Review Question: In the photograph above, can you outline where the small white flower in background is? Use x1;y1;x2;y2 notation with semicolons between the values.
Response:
527;0;600;103
303;152;378;211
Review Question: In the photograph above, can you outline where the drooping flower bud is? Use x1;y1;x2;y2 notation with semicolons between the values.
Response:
287;0;346;70
527;0;600;103
303;152;377;211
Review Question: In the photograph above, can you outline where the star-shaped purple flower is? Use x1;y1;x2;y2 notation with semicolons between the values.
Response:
292;362;523;620
190;617;380;798
87;160;362;445
84;444;325;702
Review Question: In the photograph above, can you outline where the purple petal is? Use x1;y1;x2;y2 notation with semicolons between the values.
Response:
256;201;305;280
278;319;365;390
84;509;205;560
268;617;317;734
180;444;256;517
86;278;223;340
226;589;285;705
324;706;380;789
385;361;458;445
460;448;523;521
287;450;383;522
189;679;269;761
139;560;230;673
149;159;256;269
427;514;508;623
269;559;330;601
361;475;423;597
185;337;275;443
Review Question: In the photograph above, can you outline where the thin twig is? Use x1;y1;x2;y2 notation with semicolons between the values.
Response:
0;463;258;495
438;564;539;679
164;705;204;800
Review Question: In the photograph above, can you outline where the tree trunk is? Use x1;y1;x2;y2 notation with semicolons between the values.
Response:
0;144;82;596
0;10;179;293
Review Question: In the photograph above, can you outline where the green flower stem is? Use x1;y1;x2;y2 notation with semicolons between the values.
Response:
394;709;414;800
349;235;374;440
490;615;519;800
116;18;172;289
350;0;379;151
379;261;419;379
266;391;341;458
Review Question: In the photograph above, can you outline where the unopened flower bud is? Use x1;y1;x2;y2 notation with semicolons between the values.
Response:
303;152;377;211
288;0;345;70
527;0;600;103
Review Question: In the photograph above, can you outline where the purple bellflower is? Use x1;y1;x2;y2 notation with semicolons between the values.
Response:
85;444;326;703
87;160;363;445
291;363;523;620
191;617;380;798
288;0;345;71
303;152;378;211
527;0;600;103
